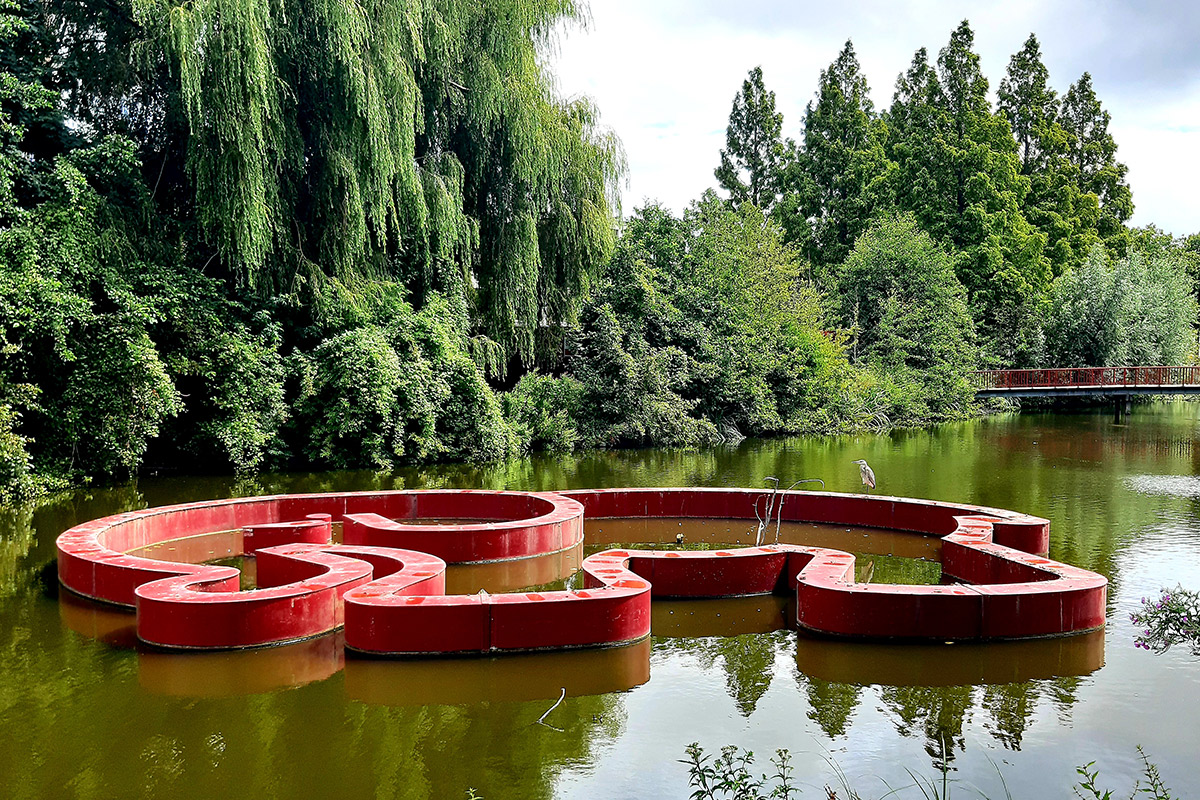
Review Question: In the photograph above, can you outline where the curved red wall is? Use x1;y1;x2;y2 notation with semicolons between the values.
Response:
55;488;1105;653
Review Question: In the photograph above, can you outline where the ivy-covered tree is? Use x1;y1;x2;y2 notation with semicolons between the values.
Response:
714;66;786;209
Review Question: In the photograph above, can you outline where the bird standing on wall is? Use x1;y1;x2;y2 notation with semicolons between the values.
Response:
852;459;875;493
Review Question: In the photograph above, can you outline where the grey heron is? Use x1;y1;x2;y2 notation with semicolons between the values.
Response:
852;459;875;492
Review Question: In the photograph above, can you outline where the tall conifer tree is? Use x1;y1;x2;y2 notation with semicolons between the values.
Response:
885;49;945;239
783;41;891;282
1060;72;1134;249
885;21;1049;358
999;35;1098;275
714;66;785;209
998;34;1058;173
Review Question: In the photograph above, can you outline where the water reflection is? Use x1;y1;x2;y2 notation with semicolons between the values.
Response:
646;624;1104;761
140;635;345;697
0;504;36;599
6;402;1200;797
58;591;138;648
793;631;1102;761
652;595;789;638
345;639;651;707
448;543;581;594
588;517;942;561
793;628;1105;686
1125;474;1200;497
879;683;976;761
60;592;784;703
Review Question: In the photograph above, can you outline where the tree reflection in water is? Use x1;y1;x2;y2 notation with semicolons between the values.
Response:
787;632;1099;766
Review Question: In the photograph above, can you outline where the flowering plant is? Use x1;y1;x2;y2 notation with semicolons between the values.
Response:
1131;586;1200;655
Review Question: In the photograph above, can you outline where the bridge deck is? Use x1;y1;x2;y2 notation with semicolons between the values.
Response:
973;366;1200;398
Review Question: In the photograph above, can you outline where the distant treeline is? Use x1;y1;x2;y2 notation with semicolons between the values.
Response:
713;23;1198;369
0;4;1194;500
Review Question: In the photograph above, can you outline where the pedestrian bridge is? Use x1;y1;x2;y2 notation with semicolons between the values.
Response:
972;366;1200;420
972;366;1200;398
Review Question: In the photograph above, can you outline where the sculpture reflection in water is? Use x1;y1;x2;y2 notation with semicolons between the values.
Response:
797;629;1103;761
60;583;654;705
647;588;1103;765
60;547;1104;774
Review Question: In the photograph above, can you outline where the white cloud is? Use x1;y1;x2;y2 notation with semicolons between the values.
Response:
551;0;1200;234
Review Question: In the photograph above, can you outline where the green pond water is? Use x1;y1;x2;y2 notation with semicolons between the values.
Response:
3;403;1200;798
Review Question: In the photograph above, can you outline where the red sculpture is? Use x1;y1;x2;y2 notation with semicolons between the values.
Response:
56;488;1106;653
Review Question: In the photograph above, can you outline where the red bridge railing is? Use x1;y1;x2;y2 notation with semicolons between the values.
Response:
972;366;1200;391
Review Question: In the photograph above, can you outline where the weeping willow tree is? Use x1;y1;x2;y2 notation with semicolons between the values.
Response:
131;0;624;363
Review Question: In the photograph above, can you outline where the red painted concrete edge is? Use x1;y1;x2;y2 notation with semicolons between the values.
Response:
135;544;444;649
344;548;651;655
558;488;1051;554
341;491;584;564
56;490;581;607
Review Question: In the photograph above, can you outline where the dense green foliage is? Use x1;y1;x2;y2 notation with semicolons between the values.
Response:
0;0;623;496
136;0;624;362
717;21;1194;375
1043;246;1197;368
837;215;977;421
506;197;889;449
0;1;1196;499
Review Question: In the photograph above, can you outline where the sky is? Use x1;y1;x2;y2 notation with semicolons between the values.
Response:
550;0;1200;235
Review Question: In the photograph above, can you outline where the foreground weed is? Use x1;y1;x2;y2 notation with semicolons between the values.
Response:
683;742;798;799
1074;745;1176;800
1134;746;1176;798
684;742;1177;799
1074;760;1113;800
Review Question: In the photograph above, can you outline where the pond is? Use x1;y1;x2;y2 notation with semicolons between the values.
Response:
2;402;1199;798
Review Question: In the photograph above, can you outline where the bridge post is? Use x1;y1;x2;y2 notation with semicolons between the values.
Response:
1114;394;1131;423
